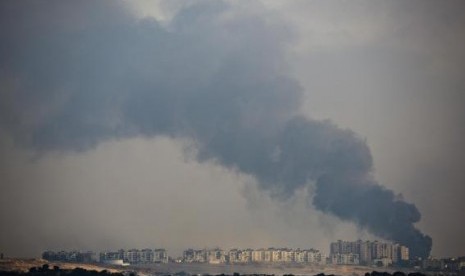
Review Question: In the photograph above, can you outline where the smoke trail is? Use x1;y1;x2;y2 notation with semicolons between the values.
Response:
0;1;431;258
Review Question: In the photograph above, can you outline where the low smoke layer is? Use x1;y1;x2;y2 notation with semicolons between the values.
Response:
0;1;431;258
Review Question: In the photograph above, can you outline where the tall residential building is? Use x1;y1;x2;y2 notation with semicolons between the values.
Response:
358;240;372;264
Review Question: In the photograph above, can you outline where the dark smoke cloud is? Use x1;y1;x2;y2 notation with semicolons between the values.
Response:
0;1;431;258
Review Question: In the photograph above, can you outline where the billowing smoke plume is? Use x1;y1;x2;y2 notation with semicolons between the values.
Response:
0;1;431;258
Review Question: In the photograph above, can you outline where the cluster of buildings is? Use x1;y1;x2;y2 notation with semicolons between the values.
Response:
42;251;96;263
42;248;168;265
38;244;465;272
329;240;409;266
41;241;414;268
420;257;465;271
181;248;325;264
99;248;168;265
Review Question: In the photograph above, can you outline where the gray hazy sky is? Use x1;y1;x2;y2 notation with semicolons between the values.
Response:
0;0;464;258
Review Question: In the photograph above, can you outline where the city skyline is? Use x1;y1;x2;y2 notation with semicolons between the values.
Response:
39;239;465;270
39;239;412;260
40;241;397;264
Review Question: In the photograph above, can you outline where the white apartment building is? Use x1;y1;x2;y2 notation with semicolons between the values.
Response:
251;249;265;263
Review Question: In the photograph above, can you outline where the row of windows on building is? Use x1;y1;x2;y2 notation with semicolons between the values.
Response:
181;248;325;264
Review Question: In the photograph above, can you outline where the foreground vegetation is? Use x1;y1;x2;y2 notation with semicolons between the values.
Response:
0;265;126;276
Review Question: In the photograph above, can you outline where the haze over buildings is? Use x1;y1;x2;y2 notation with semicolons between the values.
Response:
0;0;464;259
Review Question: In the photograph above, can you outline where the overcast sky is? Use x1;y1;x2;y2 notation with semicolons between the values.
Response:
0;0;464;258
